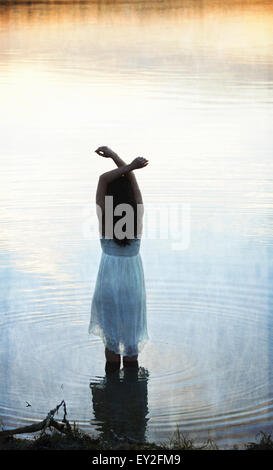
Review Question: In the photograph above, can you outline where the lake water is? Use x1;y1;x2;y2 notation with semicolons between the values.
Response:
0;0;273;448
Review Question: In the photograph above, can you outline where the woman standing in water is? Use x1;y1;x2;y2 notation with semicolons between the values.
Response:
89;146;149;370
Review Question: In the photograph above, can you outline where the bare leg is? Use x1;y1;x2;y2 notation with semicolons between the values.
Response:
123;354;138;368
123;354;138;362
105;361;120;373
105;347;121;364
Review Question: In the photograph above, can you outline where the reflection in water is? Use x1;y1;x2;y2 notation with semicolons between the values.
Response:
90;367;149;443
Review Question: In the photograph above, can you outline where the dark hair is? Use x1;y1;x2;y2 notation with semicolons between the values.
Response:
104;176;137;246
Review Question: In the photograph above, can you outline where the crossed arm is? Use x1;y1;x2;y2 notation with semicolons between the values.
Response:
110;153;144;205
95;147;148;213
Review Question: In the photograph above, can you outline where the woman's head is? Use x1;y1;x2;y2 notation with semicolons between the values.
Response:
105;176;137;246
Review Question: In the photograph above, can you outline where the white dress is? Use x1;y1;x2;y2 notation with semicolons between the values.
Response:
89;237;148;357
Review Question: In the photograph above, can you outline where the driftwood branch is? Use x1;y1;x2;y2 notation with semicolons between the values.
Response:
0;400;72;438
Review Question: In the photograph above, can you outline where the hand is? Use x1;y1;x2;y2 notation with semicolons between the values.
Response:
95;146;117;159
130;157;149;170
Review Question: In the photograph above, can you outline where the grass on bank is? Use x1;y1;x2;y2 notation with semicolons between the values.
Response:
1;425;273;450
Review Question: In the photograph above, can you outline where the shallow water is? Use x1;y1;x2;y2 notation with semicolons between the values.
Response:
0;0;273;448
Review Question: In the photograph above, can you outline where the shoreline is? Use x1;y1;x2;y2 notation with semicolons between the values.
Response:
1;427;272;451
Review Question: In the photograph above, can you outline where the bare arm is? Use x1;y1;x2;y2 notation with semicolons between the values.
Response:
111;153;143;205
95;151;148;213
94;147;148;237
110;153;145;238
96;162;133;213
95;147;145;205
